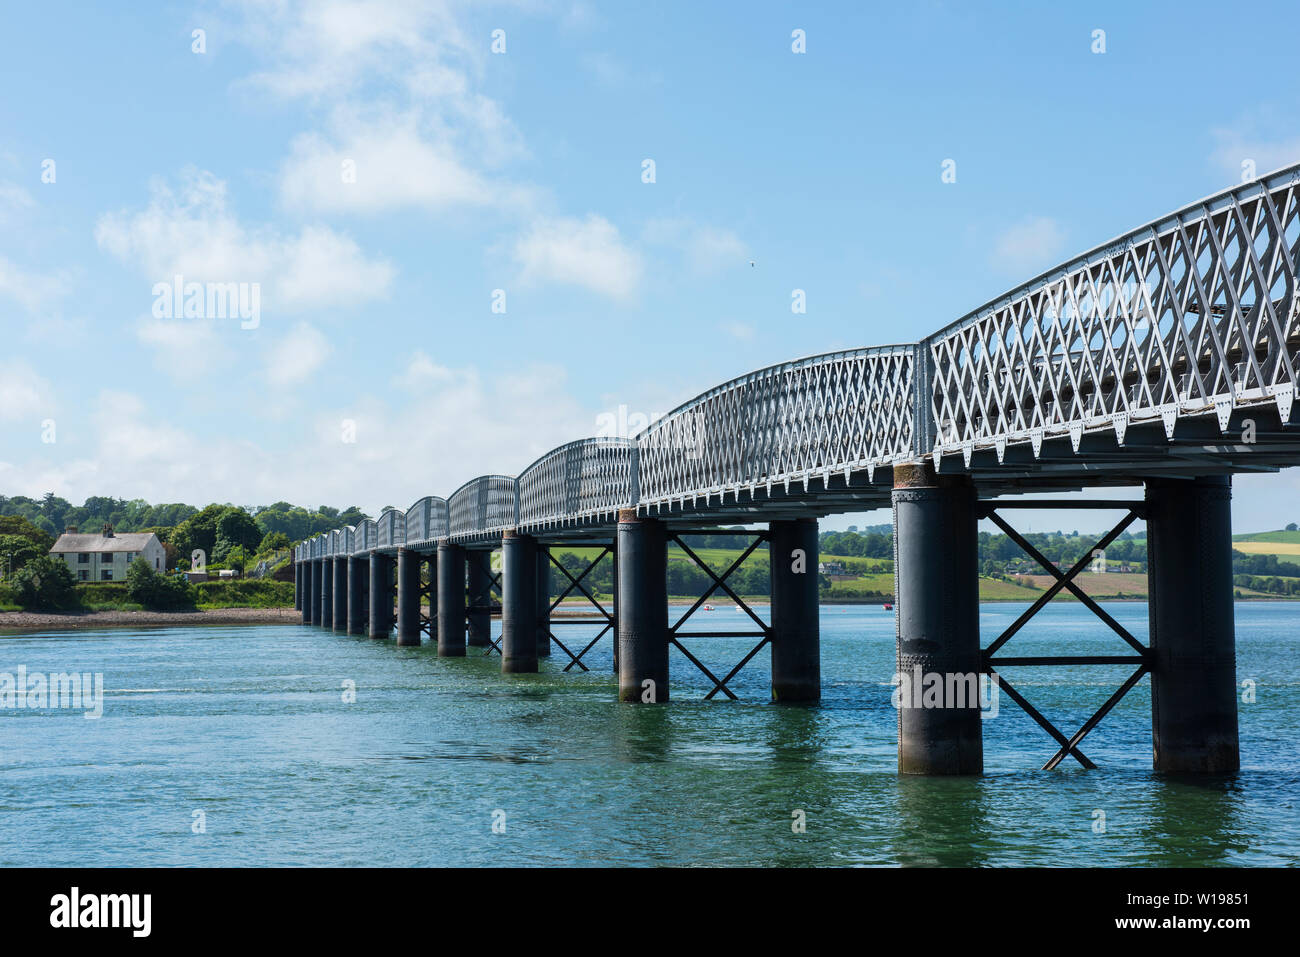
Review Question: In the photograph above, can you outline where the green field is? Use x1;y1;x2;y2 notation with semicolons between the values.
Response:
1233;529;1300;544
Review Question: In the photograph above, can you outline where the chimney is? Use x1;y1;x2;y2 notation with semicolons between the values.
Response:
65;525;77;534
102;522;114;538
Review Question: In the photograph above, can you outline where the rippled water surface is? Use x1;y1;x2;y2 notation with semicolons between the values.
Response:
2;602;1297;866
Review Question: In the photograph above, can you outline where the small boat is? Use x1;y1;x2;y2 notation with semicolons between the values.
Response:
702;604;715;611
883;603;893;611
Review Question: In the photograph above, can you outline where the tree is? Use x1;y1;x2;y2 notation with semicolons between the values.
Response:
225;546;250;575
213;507;262;562
171;503;230;565
259;531;290;553
12;555;78;610
0;535;42;578
1288;523;1298;532
0;515;55;552
125;557;196;610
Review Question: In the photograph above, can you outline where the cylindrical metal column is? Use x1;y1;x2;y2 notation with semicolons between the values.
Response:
769;518;821;702
369;553;393;639
437;542;467;657
1146;475;1239;772
332;556;347;633
396;547;422;646
321;558;335;628
501;530;539;673
466;551;493;647
893;463;982;775
302;559;314;624
536;545;551;657
347;556;367;636
616;509;668;703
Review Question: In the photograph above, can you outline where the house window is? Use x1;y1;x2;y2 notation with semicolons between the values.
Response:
78;570;88;581
78;553;90;564
101;569;113;581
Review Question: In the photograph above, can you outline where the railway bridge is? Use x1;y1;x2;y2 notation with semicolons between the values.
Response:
295;164;1300;774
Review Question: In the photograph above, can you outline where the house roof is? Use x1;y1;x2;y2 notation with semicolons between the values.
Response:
51;532;160;554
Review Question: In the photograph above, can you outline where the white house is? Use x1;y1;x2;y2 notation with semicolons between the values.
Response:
50;526;167;582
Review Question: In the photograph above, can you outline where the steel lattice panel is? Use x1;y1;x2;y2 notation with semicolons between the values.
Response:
352;521;376;555
376;509;406;549
404;496;449;545
517;438;633;529
448;475;518;540
635;346;916;508
927;167;1300;464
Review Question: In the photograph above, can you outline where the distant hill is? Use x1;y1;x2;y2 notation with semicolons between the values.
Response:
1233;529;1300;544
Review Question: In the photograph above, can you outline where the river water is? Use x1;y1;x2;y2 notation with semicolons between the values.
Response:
1;602;1296;866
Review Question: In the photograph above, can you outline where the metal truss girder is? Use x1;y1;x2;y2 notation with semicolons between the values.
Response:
981;501;1153;769
669;533;773;700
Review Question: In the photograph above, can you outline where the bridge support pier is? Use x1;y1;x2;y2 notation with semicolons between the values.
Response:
347;556;368;636
369;553;394;640
319;559;332;628
769;518;821;702
396;547;422;646
332;557;347;633
467;551;494;648
437;542;467;657
302;560;314;625
1146;476;1239;772
536;545;551;657
294;561;301;612
501;531;539;673
893;463;982;775
616;509;668;703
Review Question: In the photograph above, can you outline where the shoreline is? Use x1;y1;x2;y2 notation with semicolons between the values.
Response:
0;607;301;632
4;594;1297;632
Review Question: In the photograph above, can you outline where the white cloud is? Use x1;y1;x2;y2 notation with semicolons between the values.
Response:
989;216;1067;276
136;318;232;382
230;0;476;103
265;322;332;388
1209;121;1300;181
720;320;755;342
0;254;69;313
514;214;642;300
0;362;52;423
0;361;593;515
0;181;34;222
643;217;748;275
279;107;530;215
95;169;394;313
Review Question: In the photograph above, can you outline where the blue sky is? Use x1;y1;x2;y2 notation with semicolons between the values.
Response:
1;0;1298;533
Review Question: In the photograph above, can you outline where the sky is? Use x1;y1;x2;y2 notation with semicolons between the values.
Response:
1;0;1298;535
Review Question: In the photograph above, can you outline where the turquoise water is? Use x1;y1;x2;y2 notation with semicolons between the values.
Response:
1;602;1297;866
